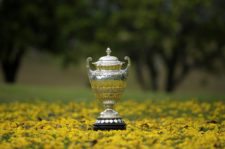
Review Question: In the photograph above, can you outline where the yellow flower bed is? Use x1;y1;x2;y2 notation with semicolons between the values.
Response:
0;100;224;149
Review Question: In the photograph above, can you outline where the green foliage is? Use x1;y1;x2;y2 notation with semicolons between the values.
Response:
0;0;224;90
89;0;225;91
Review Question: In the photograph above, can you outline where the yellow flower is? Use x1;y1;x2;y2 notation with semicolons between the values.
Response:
0;100;224;148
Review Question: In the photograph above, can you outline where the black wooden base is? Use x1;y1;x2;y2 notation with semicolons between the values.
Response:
93;118;126;130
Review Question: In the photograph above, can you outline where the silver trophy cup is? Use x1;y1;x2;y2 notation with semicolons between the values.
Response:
86;48;131;130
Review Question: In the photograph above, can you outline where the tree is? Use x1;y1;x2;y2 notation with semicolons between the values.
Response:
0;0;224;92
155;0;225;92
91;0;225;92
0;0;102;83
0;0;61;83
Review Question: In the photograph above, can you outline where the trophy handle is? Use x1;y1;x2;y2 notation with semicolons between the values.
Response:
123;56;131;70
86;57;94;71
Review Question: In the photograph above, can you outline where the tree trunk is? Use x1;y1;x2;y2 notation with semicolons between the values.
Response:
135;60;148;90
165;66;176;92
146;58;158;91
145;49;159;91
1;49;24;84
164;49;179;92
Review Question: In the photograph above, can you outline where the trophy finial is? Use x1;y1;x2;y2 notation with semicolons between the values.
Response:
106;47;111;56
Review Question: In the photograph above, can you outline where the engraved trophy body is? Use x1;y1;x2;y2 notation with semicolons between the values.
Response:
86;48;130;130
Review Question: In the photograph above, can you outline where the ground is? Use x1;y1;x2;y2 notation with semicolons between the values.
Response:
1;50;225;94
0;85;225;149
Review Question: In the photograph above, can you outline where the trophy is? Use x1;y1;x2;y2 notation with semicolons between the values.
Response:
86;47;131;130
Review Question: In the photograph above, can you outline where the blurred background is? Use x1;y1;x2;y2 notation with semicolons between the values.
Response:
0;0;225;101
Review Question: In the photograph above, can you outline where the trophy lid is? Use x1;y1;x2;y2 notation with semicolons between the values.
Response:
93;47;124;66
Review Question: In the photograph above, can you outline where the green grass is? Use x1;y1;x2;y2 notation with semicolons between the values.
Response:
0;84;224;103
0;84;92;103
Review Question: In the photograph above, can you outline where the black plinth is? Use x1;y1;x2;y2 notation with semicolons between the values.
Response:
93;118;126;130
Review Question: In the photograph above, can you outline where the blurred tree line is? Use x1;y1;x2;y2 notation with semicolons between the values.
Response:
0;0;224;92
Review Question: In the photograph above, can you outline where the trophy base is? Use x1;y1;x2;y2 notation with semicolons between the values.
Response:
93;118;126;130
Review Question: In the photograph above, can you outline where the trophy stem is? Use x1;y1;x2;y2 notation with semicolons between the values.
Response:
93;100;126;131
103;100;114;109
